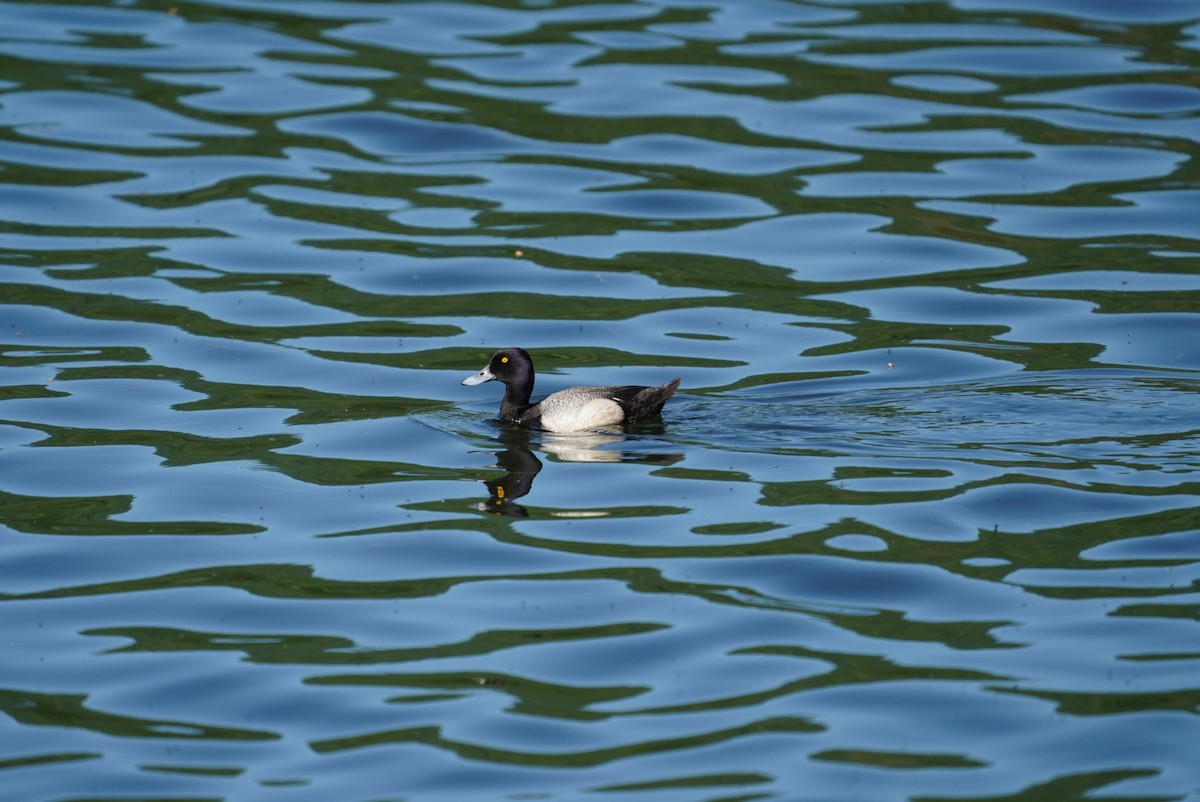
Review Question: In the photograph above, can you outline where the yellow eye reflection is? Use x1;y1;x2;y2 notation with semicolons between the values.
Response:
501;356;509;363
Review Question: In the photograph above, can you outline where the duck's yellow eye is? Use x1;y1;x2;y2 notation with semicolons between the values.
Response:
501;356;508;363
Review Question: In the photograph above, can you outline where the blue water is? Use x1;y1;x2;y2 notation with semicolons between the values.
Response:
1;1;1198;800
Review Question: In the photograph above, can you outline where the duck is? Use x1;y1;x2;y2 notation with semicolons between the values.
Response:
462;347;681;433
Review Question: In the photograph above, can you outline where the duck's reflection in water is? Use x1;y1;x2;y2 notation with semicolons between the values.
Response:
479;430;542;517
476;426;681;517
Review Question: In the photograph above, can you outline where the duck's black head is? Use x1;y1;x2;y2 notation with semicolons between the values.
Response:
463;348;537;420
462;347;534;390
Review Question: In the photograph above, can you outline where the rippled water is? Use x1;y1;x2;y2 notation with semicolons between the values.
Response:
2;1;1198;800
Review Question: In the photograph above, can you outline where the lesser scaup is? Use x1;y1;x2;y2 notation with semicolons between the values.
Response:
462;347;681;433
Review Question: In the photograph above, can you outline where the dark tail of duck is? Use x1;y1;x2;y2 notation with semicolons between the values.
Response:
628;377;682;423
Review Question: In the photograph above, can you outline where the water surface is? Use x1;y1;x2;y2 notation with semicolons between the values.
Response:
1;1;1198;800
